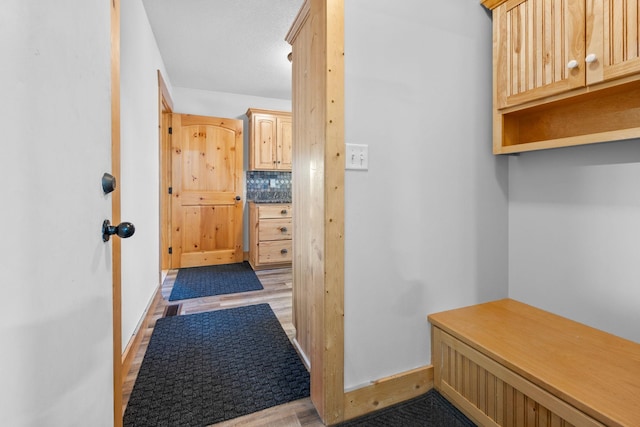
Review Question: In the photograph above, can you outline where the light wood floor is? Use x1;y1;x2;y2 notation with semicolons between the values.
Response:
122;267;326;427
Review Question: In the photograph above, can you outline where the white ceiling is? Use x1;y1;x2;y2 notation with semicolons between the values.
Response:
142;0;304;100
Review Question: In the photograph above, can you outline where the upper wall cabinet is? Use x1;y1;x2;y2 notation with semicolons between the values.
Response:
483;0;640;154
246;108;292;170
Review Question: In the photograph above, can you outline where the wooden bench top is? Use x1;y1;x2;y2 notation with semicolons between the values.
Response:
428;298;640;427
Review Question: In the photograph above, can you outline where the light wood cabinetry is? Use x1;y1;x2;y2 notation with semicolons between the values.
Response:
246;108;292;170
429;299;640;427
483;0;640;154
248;203;292;270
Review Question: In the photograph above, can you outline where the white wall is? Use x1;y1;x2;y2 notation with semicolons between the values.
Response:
509;140;640;342
1;1;114;425
343;1;508;389
120;0;172;348
172;87;291;249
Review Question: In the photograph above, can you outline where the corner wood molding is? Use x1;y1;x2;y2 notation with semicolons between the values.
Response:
285;0;310;44
343;366;434;421
480;0;508;10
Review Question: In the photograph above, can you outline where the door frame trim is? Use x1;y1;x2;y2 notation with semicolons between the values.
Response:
158;70;174;271
111;0;123;424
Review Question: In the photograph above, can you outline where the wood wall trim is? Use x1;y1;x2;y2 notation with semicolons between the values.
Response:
158;70;173;112
110;0;123;425
480;0;507;10
343;366;434;421
322;0;345;423
285;0;310;44
121;285;163;384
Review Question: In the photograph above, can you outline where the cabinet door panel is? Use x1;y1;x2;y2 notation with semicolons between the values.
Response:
277;116;293;170
252;114;278;170
496;0;585;108
586;0;640;85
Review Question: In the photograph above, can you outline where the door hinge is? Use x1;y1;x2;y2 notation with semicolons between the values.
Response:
168;187;173;195
168;247;173;254
168;127;172;134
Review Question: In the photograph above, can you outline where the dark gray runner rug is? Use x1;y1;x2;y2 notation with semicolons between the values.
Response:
123;304;310;427
168;261;263;301
337;389;476;427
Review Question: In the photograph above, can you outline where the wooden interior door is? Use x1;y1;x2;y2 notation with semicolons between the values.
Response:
171;114;244;268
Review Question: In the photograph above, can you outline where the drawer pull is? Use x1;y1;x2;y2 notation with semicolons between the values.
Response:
281;209;288;215
280;227;288;233
281;248;288;255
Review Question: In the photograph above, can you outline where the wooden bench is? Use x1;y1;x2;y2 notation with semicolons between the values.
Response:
428;299;640;427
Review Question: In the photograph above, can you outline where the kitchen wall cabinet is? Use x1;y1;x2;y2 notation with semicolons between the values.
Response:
246;108;292;170
248;202;292;270
483;0;640;154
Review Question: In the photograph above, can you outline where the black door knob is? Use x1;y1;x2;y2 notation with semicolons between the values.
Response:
235;195;241;201
102;220;135;242
102;173;117;194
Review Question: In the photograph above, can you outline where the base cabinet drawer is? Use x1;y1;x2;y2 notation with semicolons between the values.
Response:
258;241;292;264
258;219;292;241
258;204;292;219
249;202;293;270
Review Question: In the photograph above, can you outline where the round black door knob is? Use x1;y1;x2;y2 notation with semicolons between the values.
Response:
102;220;136;242
102;173;117;194
235;196;241;201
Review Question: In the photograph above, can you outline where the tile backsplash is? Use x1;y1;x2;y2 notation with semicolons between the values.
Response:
246;171;292;203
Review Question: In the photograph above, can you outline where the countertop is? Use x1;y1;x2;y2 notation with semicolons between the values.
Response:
249;200;292;204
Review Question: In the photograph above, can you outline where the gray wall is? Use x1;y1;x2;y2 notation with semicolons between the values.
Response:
509;140;640;342
343;0;509;389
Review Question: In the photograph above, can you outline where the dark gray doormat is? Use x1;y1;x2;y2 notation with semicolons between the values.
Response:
168;262;263;301
337;389;476;427
123;304;310;427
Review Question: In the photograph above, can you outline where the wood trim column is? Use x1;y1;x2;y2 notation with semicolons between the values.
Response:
286;0;345;424
323;0;346;423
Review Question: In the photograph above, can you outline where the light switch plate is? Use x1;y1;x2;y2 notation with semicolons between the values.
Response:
345;144;369;170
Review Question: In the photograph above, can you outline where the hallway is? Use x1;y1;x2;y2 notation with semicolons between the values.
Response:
122;267;324;426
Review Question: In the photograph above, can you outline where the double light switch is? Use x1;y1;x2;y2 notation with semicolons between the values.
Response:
345;143;369;170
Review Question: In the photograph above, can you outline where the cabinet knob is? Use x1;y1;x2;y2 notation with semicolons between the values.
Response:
281;248;288;255
280;226;288;233
567;59;579;69
585;53;597;63
281;209;288;215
